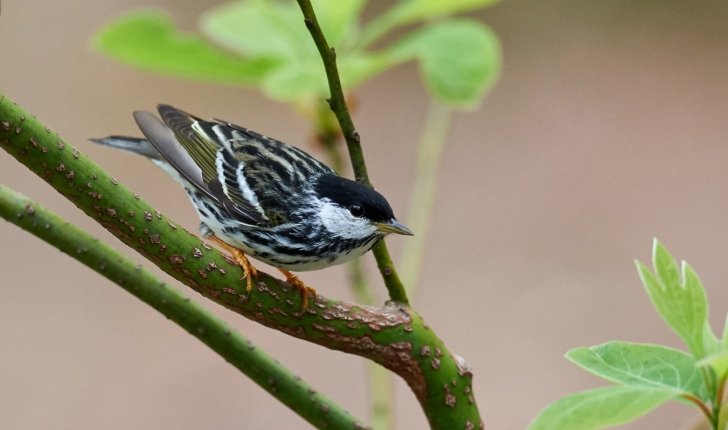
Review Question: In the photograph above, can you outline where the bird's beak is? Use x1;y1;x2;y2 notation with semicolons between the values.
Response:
375;219;414;236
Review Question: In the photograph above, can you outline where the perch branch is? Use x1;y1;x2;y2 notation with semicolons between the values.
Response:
0;94;482;430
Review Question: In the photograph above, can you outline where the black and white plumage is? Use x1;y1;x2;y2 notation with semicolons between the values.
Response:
92;105;412;276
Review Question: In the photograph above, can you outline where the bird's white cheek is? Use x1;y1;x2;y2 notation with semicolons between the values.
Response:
319;203;376;240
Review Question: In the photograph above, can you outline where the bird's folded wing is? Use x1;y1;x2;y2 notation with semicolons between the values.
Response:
136;105;267;225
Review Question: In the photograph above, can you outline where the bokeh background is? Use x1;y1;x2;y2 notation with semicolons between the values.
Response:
2;0;728;428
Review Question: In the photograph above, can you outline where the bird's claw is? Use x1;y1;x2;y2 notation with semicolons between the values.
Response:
279;269;316;309
241;262;258;292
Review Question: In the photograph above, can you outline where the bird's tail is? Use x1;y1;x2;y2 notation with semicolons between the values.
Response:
89;136;162;160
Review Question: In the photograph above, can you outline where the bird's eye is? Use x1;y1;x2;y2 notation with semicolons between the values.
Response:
349;204;365;218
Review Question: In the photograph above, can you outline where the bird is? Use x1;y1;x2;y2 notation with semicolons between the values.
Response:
91;105;413;308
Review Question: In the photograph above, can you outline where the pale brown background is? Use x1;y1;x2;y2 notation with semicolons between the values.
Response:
2;0;728;429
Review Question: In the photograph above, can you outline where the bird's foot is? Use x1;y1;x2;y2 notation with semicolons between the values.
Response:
230;248;258;292
208;235;258;292
278;269;316;309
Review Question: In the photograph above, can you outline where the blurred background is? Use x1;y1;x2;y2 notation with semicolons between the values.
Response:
2;0;728;428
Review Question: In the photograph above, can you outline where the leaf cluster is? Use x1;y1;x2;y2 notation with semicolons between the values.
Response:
92;0;502;111
529;240;728;430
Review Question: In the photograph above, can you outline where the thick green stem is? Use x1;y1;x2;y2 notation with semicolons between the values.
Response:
295;0;409;306
0;93;482;430
399;102;453;296
0;185;362;430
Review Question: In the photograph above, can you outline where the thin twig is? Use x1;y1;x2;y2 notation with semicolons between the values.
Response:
294;0;409;306
0;184;363;430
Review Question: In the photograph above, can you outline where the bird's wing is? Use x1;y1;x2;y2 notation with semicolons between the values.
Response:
134;105;266;225
206;118;336;223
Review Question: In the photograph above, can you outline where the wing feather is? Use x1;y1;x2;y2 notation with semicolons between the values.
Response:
134;107;265;225
132;111;213;200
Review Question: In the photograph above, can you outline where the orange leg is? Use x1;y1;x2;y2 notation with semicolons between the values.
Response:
277;269;317;309
208;235;258;292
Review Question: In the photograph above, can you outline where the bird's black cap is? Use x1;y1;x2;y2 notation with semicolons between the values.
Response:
314;174;395;223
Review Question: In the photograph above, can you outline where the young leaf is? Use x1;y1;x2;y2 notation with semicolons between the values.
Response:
527;386;675;430
636;240;711;359
93;9;279;85
653;239;680;289
567;342;708;402
387;19;501;109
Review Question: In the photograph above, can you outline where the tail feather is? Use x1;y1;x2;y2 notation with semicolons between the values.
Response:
89;136;162;160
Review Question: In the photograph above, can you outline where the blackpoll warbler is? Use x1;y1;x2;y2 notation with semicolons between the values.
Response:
92;105;412;308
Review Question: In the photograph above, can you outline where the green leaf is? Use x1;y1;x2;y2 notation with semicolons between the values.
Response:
200;1;315;60
387;19;501;109
636;240;712;359
202;1;393;102
567;342;708;402
200;0;362;62
260;61;325;101
527;386;675;430
653;239;681;288
93;9;279;85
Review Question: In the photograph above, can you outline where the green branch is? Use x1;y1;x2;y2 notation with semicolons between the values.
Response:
0;184;361;430
0;94;482;429
294;0;409;306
